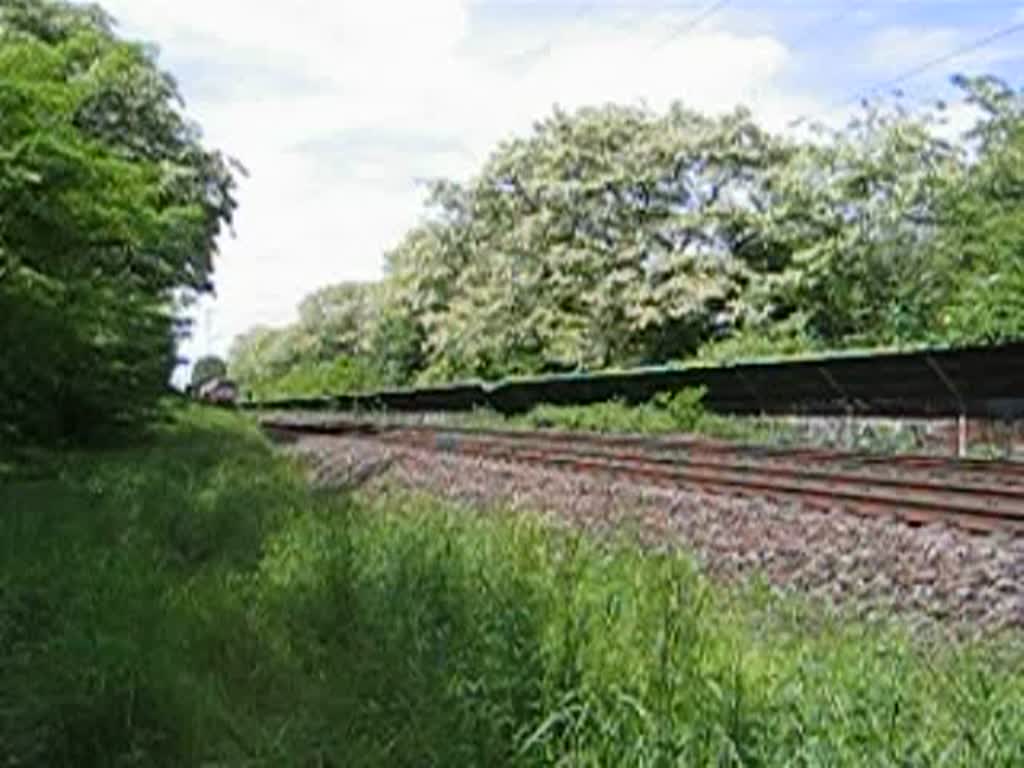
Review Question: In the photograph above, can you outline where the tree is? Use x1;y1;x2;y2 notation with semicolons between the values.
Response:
364;276;426;387
227;326;304;396
0;0;239;443
227;77;1024;397
190;355;228;389
227;281;406;397
296;281;380;361
387;103;795;381
930;76;1024;344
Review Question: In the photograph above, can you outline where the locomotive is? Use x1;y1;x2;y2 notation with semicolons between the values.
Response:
191;376;240;406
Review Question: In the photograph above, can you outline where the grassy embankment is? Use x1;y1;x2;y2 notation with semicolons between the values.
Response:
2;406;1023;766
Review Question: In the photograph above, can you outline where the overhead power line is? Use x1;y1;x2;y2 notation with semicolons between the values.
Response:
826;19;1024;116
507;0;729;74
652;0;733;52
513;1;597;75
743;1;866;114
786;1;864;51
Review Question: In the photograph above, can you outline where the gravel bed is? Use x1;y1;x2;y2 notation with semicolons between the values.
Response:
262;409;1007;458
281;433;1024;635
260;413;1024;491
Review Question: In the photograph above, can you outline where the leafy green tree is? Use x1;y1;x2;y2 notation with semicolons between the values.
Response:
378;221;465;382
228;282;400;396
296;281;380;361
227;326;304;396
388;104;795;381
254;357;379;399
365;279;426;387
0;0;239;443
754;103;965;348
924;78;1024;343
227;322;382;399
229;77;1024;398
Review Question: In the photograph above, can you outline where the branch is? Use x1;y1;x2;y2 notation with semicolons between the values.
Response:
85;238;133;251
509;176;540;214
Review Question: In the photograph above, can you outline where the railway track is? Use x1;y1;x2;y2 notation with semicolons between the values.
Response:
262;416;1024;535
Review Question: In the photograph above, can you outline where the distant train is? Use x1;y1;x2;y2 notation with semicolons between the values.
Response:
190;376;240;406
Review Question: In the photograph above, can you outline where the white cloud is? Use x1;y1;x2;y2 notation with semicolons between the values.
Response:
89;1;827;371
105;0;470;76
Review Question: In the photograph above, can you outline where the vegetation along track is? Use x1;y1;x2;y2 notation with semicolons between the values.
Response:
262;415;1024;535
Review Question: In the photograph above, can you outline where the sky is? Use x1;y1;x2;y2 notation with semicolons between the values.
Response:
82;0;1024;378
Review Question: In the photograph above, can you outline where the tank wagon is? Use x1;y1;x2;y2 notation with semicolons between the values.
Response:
242;340;1024;455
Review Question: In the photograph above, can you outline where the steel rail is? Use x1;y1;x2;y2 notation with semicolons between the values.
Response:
375;431;1024;504
263;418;1024;534
262;415;1024;476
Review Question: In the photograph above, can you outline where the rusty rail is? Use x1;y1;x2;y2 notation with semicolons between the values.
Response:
262;417;1024;535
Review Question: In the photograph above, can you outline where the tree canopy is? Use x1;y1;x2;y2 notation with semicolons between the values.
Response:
227;283;384;399
0;0;239;443
231;76;1024;399
4;1;1022;422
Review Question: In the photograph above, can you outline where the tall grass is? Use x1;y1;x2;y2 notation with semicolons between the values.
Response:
462;391;804;445
2;406;1023;765
460;394;926;453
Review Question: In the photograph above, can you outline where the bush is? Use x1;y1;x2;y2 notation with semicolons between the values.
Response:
239;356;381;401
509;387;723;436
696;313;821;364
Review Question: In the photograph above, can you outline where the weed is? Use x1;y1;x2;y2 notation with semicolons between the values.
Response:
2;407;1023;766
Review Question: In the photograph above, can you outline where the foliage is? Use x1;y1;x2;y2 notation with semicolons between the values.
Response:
931;76;1024;344
761;104;965;346
394;105;796;380
655;385;709;427
696;312;822;363
4;406;1024;765
226;325;303;392
233;77;1024;397
227;282;397;397
466;388;792;445
296;281;381;361
513;388;708;434
189;354;227;388
0;0;238;444
516;399;687;434
244;356;380;401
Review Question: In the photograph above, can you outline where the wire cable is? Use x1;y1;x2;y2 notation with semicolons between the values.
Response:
786;0;864;52
651;0;733;52
823;19;1024;117
512;1;597;75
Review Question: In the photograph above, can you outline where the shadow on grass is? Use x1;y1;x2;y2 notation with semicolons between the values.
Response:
3;407;1024;767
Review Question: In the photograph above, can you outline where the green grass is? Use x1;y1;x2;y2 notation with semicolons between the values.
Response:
2;406;1023;766
457;391;806;446
449;393;927;454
